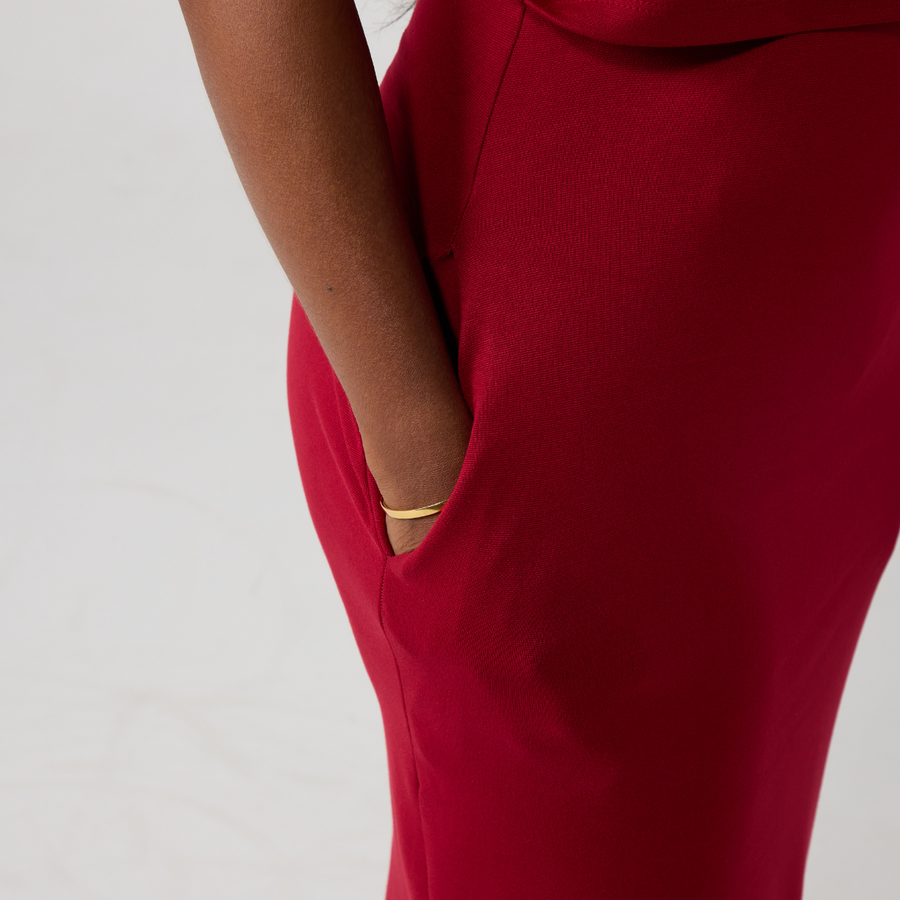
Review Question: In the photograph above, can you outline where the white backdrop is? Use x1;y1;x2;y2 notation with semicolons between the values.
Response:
0;1;897;897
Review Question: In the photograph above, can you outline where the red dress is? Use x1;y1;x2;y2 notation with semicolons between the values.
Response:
287;1;900;896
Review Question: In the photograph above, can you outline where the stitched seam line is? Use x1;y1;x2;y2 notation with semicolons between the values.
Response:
445;3;527;255
378;558;433;898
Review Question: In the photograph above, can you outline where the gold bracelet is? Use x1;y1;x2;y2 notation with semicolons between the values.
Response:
380;497;449;520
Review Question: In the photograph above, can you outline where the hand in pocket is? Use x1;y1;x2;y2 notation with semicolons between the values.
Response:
386;514;440;556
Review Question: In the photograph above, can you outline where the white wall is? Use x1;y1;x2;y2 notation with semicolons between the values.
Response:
0;1;896;897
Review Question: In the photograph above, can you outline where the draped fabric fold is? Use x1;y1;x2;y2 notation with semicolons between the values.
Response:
524;0;900;45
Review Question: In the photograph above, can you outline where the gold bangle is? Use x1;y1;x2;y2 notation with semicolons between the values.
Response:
379;497;449;520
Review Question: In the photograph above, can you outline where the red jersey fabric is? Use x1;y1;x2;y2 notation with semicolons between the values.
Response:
287;1;900;897
525;0;900;46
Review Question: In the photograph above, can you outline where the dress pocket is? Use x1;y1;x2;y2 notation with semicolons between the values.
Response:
382;413;484;569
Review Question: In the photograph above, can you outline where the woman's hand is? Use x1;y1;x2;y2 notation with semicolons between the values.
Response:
376;411;470;555
386;514;439;556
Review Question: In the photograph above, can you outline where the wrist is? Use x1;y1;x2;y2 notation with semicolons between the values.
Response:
362;396;472;512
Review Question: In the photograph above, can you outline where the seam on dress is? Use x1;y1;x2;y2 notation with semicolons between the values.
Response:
377;557;433;899
445;3;527;257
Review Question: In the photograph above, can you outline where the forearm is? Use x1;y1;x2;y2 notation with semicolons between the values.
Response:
177;0;471;508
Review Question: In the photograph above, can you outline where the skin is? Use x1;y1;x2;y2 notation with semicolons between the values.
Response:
176;0;472;554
